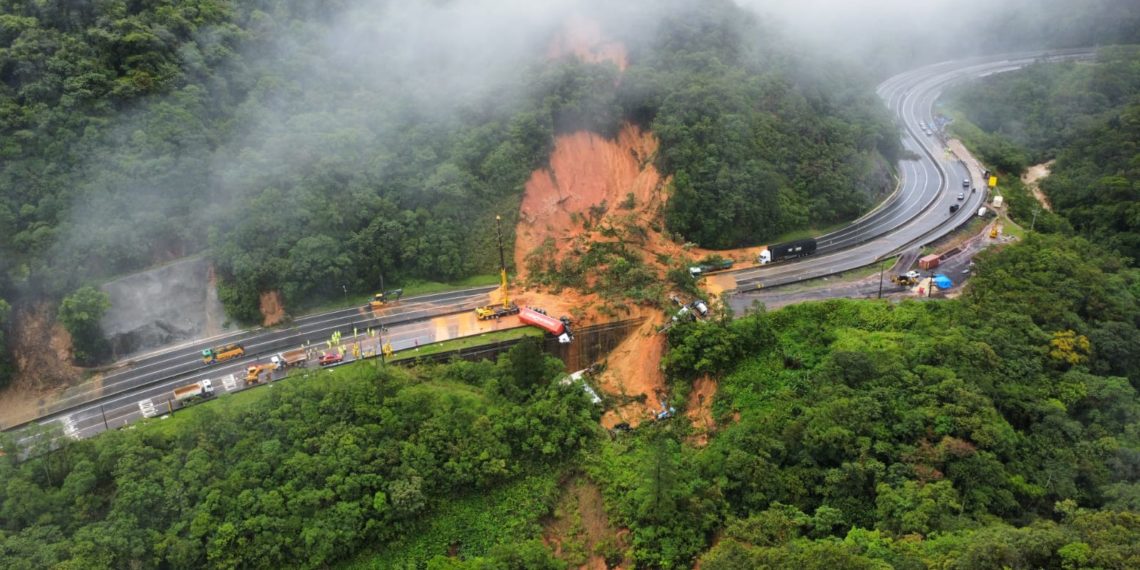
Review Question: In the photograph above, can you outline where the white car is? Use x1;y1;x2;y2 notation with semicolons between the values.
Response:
957;192;965;201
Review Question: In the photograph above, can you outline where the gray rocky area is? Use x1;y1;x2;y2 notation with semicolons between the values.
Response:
99;256;233;359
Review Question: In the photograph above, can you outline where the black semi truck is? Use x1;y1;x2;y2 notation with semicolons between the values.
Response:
759;238;818;265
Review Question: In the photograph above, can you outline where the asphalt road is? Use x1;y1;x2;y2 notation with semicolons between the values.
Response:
7;286;497;434
726;49;1093;292
6;49;1094;443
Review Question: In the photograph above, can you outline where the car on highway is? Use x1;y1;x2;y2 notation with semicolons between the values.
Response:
318;352;344;366
962;178;970;187
950;204;960;213
957;192;965;200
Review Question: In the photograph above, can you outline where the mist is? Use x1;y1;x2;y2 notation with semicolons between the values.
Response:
741;0;1140;74
12;0;1133;356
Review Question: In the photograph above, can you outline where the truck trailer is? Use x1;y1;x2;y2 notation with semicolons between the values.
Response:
172;380;214;406
759;238;817;265
202;343;244;365
518;307;573;344
272;348;308;368
688;259;734;277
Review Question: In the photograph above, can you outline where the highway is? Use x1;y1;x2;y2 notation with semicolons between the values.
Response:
725;50;1093;291
6;286;499;438
4;49;1094;444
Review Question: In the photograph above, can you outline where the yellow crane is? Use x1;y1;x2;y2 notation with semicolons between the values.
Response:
475;215;520;320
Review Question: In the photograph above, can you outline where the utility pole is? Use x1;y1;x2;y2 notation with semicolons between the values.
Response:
878;260;886;299
1031;204;1040;231
342;284;347;302
100;405;109;431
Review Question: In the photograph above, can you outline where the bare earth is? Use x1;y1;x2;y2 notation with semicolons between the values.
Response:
1022;160;1055;211
259;290;285;326
543;477;630;569
0;302;84;427
686;375;718;447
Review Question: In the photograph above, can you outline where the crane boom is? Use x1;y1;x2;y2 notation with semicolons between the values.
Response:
496;215;510;308
474;214;520;320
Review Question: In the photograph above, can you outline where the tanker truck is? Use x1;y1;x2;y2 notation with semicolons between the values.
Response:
518;307;573;344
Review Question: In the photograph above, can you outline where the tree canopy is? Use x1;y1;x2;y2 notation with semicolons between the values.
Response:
947;46;1140;260
588;234;1140;568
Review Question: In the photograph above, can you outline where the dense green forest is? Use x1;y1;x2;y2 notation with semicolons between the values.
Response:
0;341;596;568
623;5;901;248
0;0;898;335
3;235;1138;569
946;47;1140;259
594;233;1140;568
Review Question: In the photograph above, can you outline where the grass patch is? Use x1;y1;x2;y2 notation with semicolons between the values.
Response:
769;257;899;293
769;219;851;244
391;327;543;361
295;274;500;317
339;471;562;568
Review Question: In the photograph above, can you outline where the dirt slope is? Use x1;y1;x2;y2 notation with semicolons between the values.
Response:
0;303;84;428
1022;160;1054;211
547;14;628;71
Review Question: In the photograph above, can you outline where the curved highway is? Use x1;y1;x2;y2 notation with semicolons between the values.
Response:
728;49;1093;291
4;49;1095;444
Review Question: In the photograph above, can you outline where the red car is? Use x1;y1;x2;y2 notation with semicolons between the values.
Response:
318;352;344;366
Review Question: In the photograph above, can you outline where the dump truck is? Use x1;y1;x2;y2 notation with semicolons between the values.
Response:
688;259;734;277
245;364;276;384
475;215;520;320
368;289;403;310
272;348;308;368
759;238;817;265
519;307;572;343
173;380;214;406
202;343;244;365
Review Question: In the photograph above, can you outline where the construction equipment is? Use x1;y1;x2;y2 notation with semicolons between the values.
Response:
173;380;214;406
475;215;520;320
368;288;403;310
202;343;244;365
891;271;922;287
990;224;1001;239
245;364;275;384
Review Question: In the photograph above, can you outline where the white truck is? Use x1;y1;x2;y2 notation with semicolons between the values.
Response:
172;380;214;407
271;348;308;369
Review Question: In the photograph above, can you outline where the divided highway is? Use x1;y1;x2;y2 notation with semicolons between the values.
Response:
4;49;1094;443
729;49;1093;292
5;286;497;437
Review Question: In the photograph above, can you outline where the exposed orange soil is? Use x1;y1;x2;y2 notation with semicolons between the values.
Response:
1022;160;1054;211
517;18;762;428
0;302;84;428
596;314;668;429
543;477;630;569
259;290;285;326
686;375;718;447
547;14;628;71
